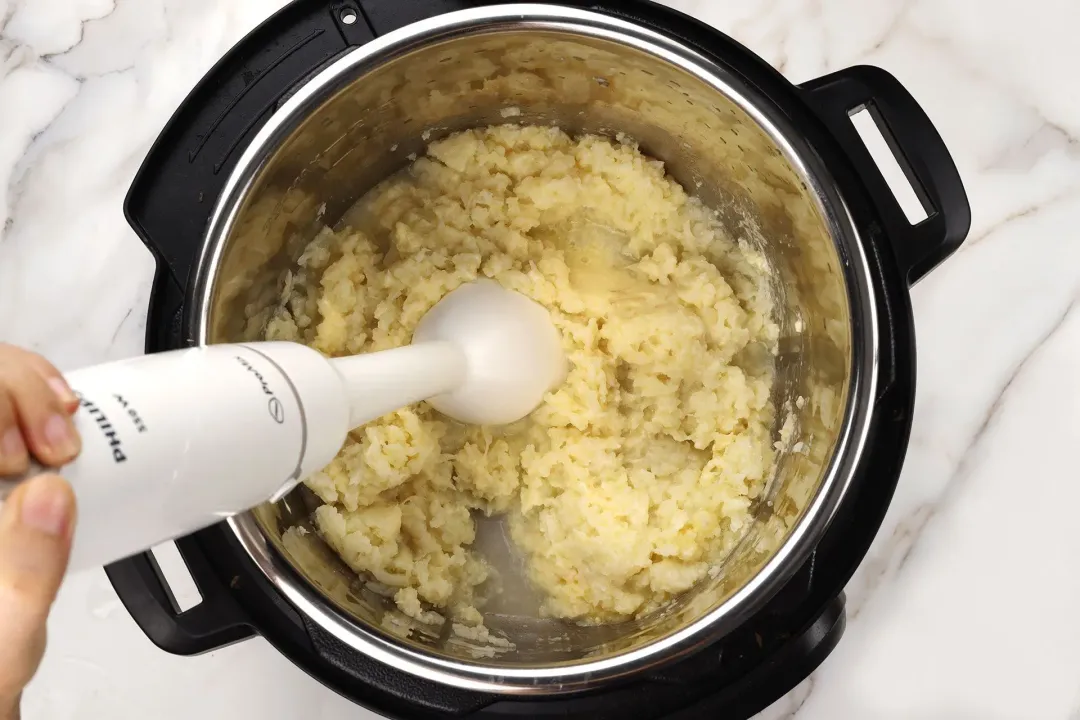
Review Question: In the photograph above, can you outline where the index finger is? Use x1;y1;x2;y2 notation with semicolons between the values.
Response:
0;345;78;415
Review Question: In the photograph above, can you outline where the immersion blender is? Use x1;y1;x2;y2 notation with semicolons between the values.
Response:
0;281;565;572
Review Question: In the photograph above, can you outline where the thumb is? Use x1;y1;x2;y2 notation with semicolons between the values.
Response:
0;474;76;719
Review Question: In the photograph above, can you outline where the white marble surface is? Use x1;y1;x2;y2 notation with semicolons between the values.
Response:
1;0;1078;717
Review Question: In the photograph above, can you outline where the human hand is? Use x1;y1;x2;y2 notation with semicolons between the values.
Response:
0;344;81;475
0;474;76;719
0;345;81;719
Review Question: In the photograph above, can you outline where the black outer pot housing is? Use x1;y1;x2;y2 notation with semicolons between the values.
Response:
107;1;971;718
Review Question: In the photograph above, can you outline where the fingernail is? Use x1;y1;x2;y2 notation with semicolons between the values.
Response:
44;414;79;458
20;475;72;536
47;377;78;407
0;428;25;459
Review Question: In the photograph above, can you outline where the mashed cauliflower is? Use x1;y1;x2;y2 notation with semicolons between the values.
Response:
262;125;777;624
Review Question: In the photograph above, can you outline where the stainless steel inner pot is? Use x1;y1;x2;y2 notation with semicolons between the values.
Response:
191;5;878;694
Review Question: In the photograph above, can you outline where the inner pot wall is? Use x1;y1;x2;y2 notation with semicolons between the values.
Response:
195;11;866;679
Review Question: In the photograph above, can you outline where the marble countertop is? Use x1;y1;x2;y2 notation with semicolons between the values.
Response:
2;0;1077;718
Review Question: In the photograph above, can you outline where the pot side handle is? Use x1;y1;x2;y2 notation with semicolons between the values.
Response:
104;535;254;655
800;65;971;284
124;1;375;290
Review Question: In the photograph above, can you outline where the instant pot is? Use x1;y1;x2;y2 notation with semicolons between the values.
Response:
106;1;971;718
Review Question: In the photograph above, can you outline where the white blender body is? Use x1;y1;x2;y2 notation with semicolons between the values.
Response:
2;281;564;572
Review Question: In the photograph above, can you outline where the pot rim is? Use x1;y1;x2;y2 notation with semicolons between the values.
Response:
191;3;880;694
